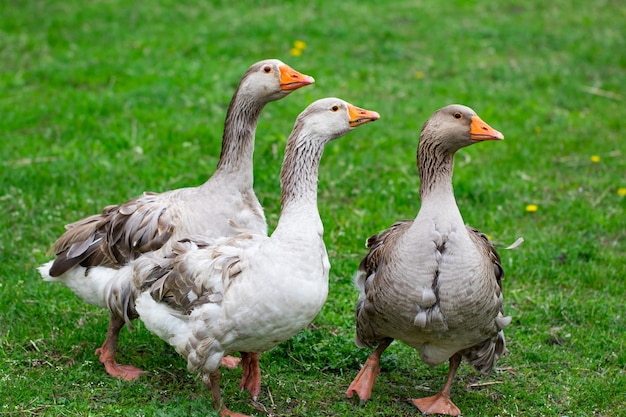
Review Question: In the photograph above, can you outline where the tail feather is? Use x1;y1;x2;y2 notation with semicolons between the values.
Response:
462;331;507;374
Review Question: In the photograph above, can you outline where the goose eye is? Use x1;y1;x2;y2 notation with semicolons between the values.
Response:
331;105;340;112
263;65;272;73
453;112;462;119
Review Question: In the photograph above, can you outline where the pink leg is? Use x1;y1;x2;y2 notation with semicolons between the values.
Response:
239;352;261;400
346;338;393;403
205;369;251;417
95;315;145;381
411;353;462;416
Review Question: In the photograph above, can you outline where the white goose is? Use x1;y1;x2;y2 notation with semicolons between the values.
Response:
345;104;510;416
132;98;380;417
38;59;314;381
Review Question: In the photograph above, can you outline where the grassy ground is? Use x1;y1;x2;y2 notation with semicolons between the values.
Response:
1;0;625;416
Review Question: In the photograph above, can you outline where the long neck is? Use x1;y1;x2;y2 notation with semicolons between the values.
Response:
415;135;466;232
274;125;325;234
214;88;265;183
418;136;456;201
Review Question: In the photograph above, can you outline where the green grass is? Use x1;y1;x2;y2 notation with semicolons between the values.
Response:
1;0;625;416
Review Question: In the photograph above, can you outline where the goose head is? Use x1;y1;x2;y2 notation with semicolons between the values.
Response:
238;59;315;103
293;97;381;144
420;104;504;154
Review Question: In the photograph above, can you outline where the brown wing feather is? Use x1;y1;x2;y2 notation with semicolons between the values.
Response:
355;220;413;348
141;239;223;315
466;226;504;292
462;225;507;374
358;220;414;286
48;192;174;277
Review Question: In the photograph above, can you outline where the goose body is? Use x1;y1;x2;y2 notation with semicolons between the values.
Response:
346;105;509;416
38;59;314;380
133;98;380;417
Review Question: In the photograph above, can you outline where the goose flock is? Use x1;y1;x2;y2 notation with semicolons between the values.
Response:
39;59;511;416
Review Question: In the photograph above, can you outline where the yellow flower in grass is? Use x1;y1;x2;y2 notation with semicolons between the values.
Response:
290;40;307;57
415;71;425;79
525;204;538;212
590;155;601;163
618;187;626;196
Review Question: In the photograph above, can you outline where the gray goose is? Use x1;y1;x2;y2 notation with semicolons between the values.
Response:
38;59;314;381
132;98;380;417
346;104;510;416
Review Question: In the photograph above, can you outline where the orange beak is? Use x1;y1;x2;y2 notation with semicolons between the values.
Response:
470;115;504;141
279;64;315;91
348;104;380;128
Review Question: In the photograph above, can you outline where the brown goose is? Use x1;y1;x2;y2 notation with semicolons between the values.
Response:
132;98;380;417
345;104;510;416
38;59;314;381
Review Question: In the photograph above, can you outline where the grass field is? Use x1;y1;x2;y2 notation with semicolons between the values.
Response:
1;1;625;416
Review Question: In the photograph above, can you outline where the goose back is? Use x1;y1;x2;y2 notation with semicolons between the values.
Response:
40;59;314;283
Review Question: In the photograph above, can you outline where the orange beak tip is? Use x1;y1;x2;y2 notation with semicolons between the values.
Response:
348;107;380;128
470;116;504;141
280;74;315;91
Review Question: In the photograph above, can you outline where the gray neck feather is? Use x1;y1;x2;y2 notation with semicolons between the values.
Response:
215;87;265;174
418;130;455;198
279;123;325;212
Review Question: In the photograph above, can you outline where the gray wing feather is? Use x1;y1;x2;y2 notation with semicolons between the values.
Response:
48;192;174;276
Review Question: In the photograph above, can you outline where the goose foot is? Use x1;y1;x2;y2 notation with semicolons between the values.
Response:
97;353;146;381
411;393;461;416
345;338;392;403
219;408;250;417
345;357;380;403
96;316;145;381
221;355;242;369
411;353;463;416
239;352;261;400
